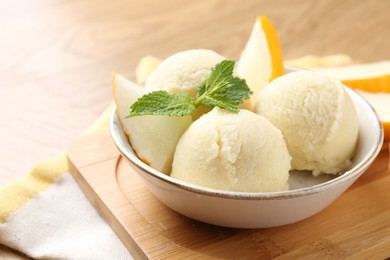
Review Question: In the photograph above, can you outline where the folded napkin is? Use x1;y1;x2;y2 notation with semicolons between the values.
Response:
0;104;133;259
1;54;385;259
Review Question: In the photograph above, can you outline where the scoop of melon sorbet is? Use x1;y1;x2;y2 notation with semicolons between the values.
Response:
171;107;291;192
255;71;358;176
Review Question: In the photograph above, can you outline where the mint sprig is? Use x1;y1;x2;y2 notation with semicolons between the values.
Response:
127;91;195;117
126;60;252;118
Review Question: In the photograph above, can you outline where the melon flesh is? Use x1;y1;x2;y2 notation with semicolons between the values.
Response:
112;73;192;174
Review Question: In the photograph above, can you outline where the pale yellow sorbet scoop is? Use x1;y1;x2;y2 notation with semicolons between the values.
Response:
145;49;224;98
255;71;359;176
171;108;291;192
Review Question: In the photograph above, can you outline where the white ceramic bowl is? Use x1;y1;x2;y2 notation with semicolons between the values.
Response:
110;87;383;228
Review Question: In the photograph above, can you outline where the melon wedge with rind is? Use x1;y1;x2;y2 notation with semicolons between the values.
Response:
235;16;285;98
112;73;192;174
313;61;390;93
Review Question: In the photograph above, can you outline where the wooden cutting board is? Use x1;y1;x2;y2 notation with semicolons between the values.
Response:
67;130;390;259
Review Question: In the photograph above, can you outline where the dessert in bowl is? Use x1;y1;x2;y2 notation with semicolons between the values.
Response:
110;82;383;228
109;16;383;228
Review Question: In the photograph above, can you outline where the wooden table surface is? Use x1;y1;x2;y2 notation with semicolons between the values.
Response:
1;0;389;258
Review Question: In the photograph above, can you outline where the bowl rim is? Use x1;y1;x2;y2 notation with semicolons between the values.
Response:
110;87;384;200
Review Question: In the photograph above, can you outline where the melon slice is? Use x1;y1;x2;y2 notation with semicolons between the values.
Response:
112;73;192;174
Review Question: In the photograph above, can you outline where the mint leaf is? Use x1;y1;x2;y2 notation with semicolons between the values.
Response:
126;91;195;117
126;59;252;118
196;60;252;113
200;95;239;113
197;60;235;97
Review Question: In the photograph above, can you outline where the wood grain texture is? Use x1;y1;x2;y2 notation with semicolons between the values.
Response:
1;0;389;258
67;131;390;259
